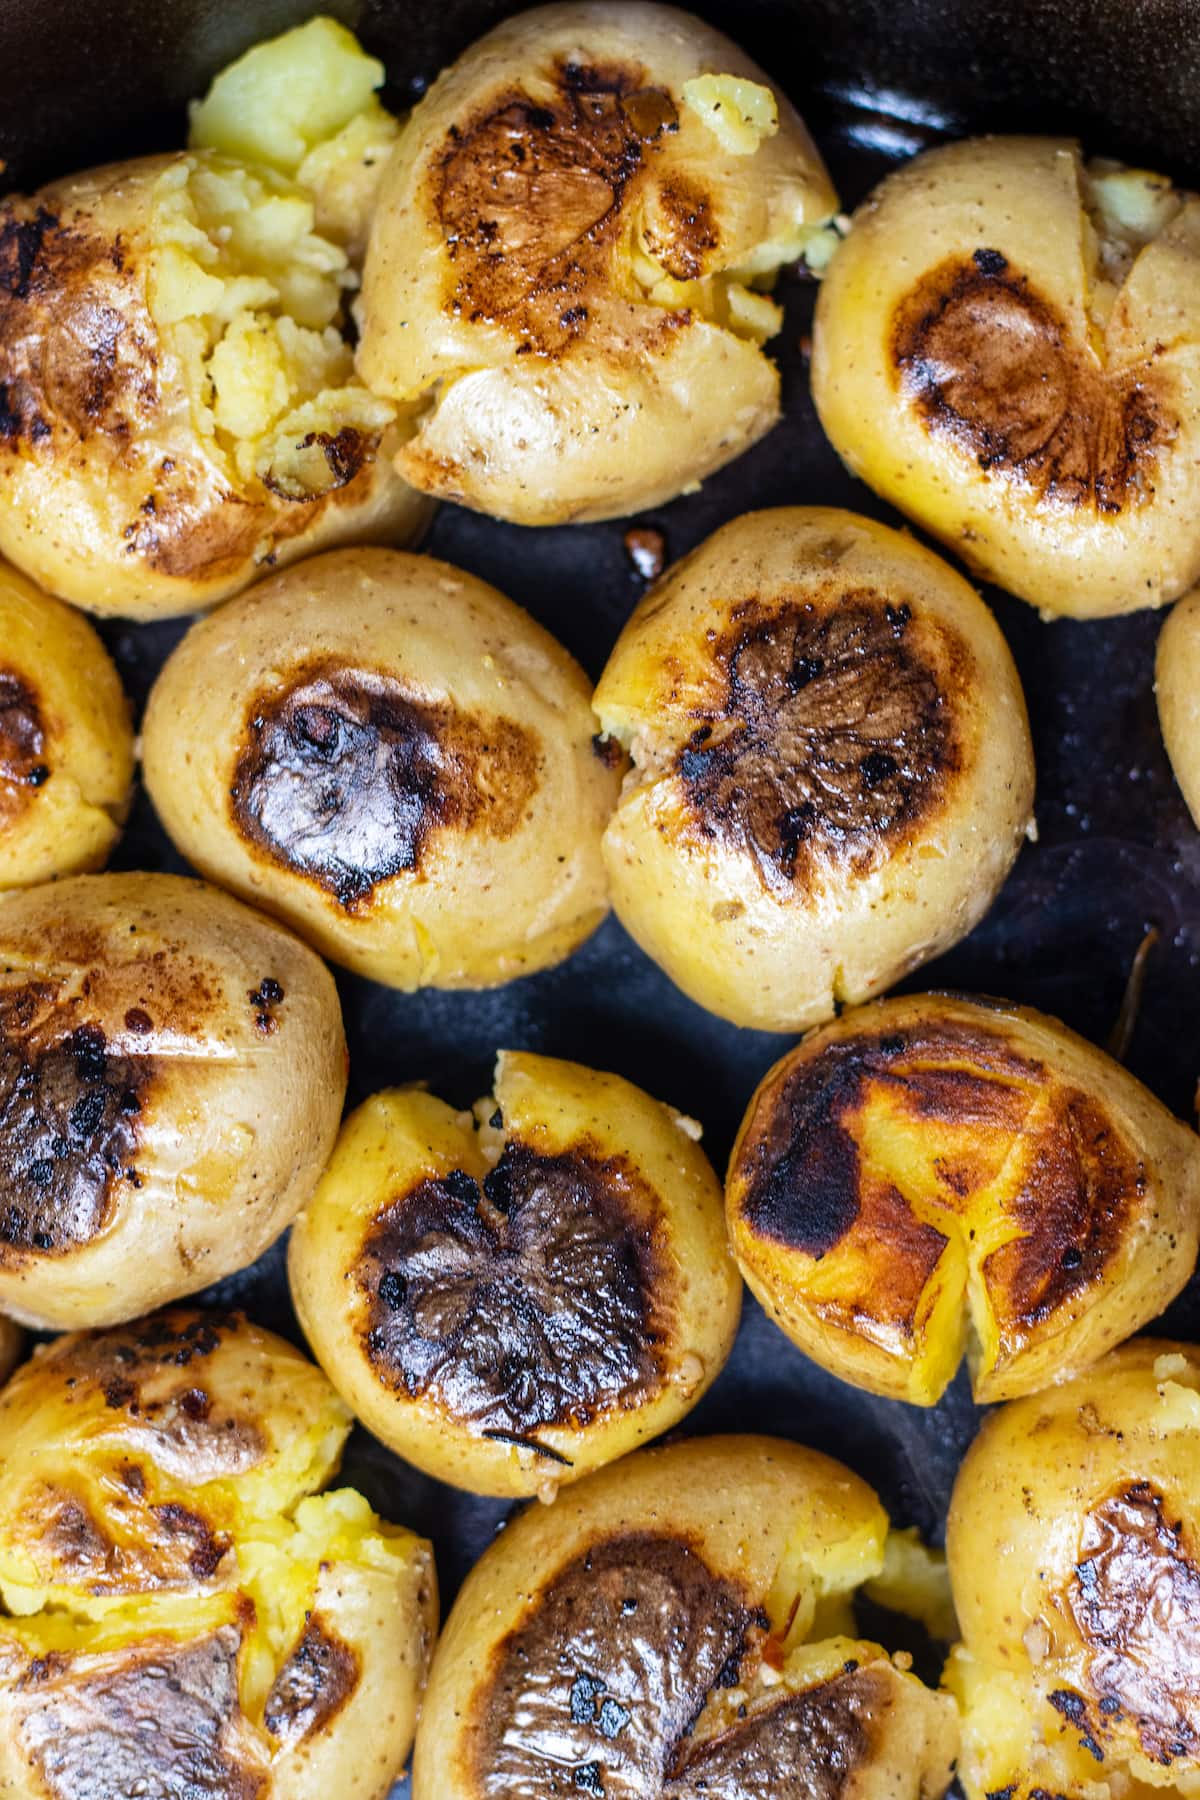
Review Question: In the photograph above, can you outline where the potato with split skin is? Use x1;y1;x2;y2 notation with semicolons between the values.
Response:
946;1340;1200;1800
415;1433;958;1799
0;558;133;887
142;547;621;990
727;992;1200;1407
289;1049;740;1498
594;507;1034;1032
0;1307;437;1800
357;0;839;525
812;138;1200;619
0;872;347;1330
1156;585;1200;826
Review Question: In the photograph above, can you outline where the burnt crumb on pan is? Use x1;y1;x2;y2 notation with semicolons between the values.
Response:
0;671;47;819
264;1613;361;1747
357;1143;668;1439
892;253;1175;512
230;661;538;910
678;594;960;894
624;525;666;581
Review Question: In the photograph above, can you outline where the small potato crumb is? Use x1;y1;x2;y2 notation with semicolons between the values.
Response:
682;74;779;155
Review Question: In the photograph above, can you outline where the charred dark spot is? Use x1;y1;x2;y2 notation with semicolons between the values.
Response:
678;595;959;895
263;426;372;501
0;671;47;816
123;1009;152;1036
150;1503;229;1581
264;1613;361;1747
0;206;59;302
737;1043;865;1257
358;1143;668;1440
230;661;537;910
642;178;718;282
892;254;1175;513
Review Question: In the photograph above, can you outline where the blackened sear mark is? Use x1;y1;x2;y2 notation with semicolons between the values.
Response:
264;1613;361;1747
0;671;46;809
0;205;59;301
736;1040;867;1257
359;1143;666;1436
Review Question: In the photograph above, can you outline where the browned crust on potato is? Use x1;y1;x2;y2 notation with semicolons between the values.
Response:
264;1611;362;1747
229;660;540;911
0;668;48;823
891;250;1175;513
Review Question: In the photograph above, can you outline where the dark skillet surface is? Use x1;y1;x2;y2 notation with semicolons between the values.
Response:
5;3;1200;1793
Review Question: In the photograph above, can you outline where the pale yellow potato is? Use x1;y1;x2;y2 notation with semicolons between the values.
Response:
289;1050;740;1497
142;547;620;990
0;148;429;621
0;559;133;887
727;993;1200;1406
0;1307;436;1800
946;1339;1200;1799
812;138;1200;618
595;508;1034;1031
1157;585;1200;825
0;872;347;1329
415;1433;958;1798
357;1;838;524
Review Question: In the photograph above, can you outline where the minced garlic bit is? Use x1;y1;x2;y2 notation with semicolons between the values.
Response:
682;74;780;156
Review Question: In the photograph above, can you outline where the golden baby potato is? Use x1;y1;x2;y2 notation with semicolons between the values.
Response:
357;1;839;524
946;1340;1200;1799
727;992;1200;1406
594;508;1034;1031
0;872;346;1330
290;1049;740;1498
142;547;621;990
1157;585;1200;825
414;1433;958;1798
0;559;133;887
0;1307;437;1800
812;139;1200;618
0;128;429;620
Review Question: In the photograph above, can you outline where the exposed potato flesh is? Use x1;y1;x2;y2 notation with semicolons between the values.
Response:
594;507;1034;1031
0;558;133;888
357;0;838;524
0;1308;436;1800
289;1050;740;1496
812;137;1200;618
1157;585;1200;826
415;1434;958;1798
726;992;1200;1405
141;546;620;990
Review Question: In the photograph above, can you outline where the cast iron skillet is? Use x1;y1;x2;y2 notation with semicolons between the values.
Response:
4;3;1200;1792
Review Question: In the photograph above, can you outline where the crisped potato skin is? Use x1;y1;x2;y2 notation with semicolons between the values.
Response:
947;1340;1200;1799
289;1050;741;1495
358;1;837;524
595;508;1034;1031
1157;585;1200;826
813;137;1200;618
0;558;133;886
727;992;1200;1405
0;873;347;1329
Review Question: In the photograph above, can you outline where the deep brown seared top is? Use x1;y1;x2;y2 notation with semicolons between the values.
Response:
0;670;48;824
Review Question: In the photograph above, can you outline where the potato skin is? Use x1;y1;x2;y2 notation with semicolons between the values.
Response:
289;1050;741;1496
946;1340;1200;1798
142;547;620;990
0;559;133;886
727;992;1200;1405
595;508;1034;1031
0;873;347;1329
1157;585;1200;825
358;1;837;525
0;154;429;621
0;1307;437;1800
415;1433;957;1799
812;137;1200;618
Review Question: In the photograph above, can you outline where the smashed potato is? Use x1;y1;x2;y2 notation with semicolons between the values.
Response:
357;0;838;524
727;992;1200;1405
0;558;133;888
415;1433;957;1798
0;872;346;1329
0;1308;436;1800
142;547;620;989
289;1050;740;1497
594;508;1034;1031
947;1340;1200;1799
1157;585;1200;826
812;139;1200;618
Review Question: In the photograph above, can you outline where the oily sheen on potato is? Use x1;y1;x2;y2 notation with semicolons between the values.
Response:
356;0;839;524
0;558;133;888
415;1433;958;1799
289;1050;740;1497
0;1308;436;1800
726;993;1200;1404
142;547;621;990
0;872;346;1329
812;138;1200;618
594;507;1034;1031
946;1341;1200;1799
